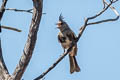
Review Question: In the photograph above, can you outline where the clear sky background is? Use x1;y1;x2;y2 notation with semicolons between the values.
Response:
0;0;120;80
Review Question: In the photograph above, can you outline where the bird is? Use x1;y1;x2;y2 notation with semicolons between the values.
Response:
56;14;80;74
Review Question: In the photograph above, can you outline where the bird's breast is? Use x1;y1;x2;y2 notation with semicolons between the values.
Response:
61;37;72;49
58;31;72;49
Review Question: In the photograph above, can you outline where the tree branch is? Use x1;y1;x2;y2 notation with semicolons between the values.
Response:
103;0;106;9
87;0;119;26
0;39;11;80
1;25;22;32
34;0;119;80
34;43;75;80
0;0;10;79
104;0;119;16
87;16;119;25
12;0;43;80
5;8;46;14
0;0;8;32
5;8;33;13
0;0;8;20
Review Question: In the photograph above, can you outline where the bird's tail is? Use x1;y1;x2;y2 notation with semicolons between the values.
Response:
69;55;80;74
68;44;80;73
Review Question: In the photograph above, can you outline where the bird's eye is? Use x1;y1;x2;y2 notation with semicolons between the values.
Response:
61;23;63;25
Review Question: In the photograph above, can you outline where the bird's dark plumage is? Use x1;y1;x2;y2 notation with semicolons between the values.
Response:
58;34;66;43
57;14;80;74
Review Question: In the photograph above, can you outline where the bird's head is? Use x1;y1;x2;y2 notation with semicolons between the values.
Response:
56;14;68;30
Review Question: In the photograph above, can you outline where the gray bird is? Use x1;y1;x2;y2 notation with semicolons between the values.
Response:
56;14;80;74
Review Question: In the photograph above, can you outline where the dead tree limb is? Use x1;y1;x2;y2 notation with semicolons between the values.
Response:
0;39;10;80
5;8;33;13
0;0;8;32
5;8;46;14
1;26;22;32
87;0;119;26
12;0;43;80
34;0;119;80
0;0;10;79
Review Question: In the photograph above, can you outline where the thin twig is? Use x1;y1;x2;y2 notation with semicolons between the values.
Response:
103;0;106;9
1;26;22;32
34;0;119;80
104;0;119;16
87;17;119;25
5;8;46;14
87;1;112;20
34;43;75;80
0;0;8;32
5;8;33;13
34;52;67;80
87;0;119;26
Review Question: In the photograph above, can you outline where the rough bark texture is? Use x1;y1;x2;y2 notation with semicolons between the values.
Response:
12;0;43;80
0;39;9;80
0;0;10;79
0;0;8;32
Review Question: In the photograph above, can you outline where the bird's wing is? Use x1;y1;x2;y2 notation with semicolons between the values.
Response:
66;31;76;41
58;33;66;43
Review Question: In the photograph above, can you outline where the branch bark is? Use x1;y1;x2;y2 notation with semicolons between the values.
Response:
0;0;8;32
87;0;119;26
0;39;10;80
5;8;33;13
0;0;10;79
34;0;119;80
1;25;22;32
12;0;43;80
5;8;46;14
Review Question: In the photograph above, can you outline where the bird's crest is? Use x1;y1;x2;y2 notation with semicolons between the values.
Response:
59;13;64;22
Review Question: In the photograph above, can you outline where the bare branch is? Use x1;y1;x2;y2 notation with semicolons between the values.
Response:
12;0;43;80
104;0;119;16
0;0;10;79
34;52;67;80
78;0;119;40
0;39;10;79
103;0;106;9
0;0;8;20
5;8;33;13
87;0;119;26
0;0;8;32
1;25;22;32
109;0;118;3
34;43;75;80
87;16;119;25
5;8;46;14
34;0;119;80
87;2;112;20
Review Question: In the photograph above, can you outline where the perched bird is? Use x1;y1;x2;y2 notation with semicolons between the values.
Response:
56;14;80;74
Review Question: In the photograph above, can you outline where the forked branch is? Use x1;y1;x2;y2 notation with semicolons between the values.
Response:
87;0;119;26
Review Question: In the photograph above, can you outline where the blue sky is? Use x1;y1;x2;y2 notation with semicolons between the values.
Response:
1;0;120;80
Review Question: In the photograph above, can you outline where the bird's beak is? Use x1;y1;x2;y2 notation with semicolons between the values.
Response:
55;22;61;28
